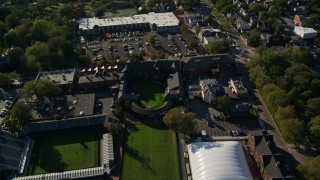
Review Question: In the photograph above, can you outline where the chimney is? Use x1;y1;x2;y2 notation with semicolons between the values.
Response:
266;141;270;147
276;161;280;167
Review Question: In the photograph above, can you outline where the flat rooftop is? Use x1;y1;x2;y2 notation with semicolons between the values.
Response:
79;12;180;30
36;69;76;85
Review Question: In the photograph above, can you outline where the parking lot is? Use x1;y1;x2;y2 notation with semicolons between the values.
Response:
190;99;260;137
83;31;194;63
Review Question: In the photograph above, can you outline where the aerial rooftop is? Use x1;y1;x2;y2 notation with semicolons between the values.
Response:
79;12;180;30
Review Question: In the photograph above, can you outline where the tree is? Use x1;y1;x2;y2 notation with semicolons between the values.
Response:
306;97;320;118
297;156;320;180
163;107;196;137
60;5;74;18
206;40;226;54
280;118;306;145
308;116;320;146
247;29;261;47
25;42;50;70
5;13;19;28
4;101;32;133
0;73;10;87
0;21;7;42
274;106;296;122
215;95;232;111
30;19;53;42
148;34;156;46
7;47;24;70
23;79;62;99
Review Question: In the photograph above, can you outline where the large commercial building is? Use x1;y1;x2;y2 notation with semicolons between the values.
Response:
79;12;180;34
187;141;252;180
294;26;318;39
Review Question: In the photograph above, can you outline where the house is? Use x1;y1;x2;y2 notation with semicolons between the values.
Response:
203;37;224;45
184;12;202;26
239;8;249;17
294;26;318;39
236;18;250;32
228;78;247;97
187;79;224;104
198;29;222;44
248;131;295;180
293;5;309;16
199;79;224;104
293;15;305;26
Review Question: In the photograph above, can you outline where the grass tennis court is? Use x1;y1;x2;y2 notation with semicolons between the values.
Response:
28;130;99;175
136;82;165;108
122;124;180;180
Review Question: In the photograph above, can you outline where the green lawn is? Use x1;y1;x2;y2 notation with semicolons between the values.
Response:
28;131;99;175
122;124;180;180
136;82;165;108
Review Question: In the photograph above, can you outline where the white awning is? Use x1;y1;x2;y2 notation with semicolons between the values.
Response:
187;141;252;180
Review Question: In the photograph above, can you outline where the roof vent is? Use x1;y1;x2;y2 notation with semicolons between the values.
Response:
266;141;270;147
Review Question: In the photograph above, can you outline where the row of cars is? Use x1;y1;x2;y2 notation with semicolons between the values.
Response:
0;98;14;118
228;130;246;137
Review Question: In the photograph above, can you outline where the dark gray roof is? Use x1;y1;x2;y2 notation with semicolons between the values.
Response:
78;73;118;84
0;131;29;172
182;54;235;69
23;115;108;133
167;72;181;91
261;154;294;179
121;59;180;74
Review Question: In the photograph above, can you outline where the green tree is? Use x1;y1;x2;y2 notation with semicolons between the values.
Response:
4;101;33;133
0;21;7;42
308;116;320;146
148;34;156;46
23;79;62;99
280;118;306;144
25;42;50;70
206;40;226;54
0;73;10;87
215;95;232;111
247;29;261;47
60;5;74;18
5;13;20;28
306;97;320;118
274;105;297;122
30;19;53;42
7;47;24;70
297;156;320;180
163;107;196;137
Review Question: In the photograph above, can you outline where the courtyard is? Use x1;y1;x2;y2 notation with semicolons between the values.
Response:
135;82;165;109
121;124;180;180
28;130;99;175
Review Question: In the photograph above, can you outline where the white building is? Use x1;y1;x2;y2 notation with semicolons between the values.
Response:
187;141;252;180
79;12;180;35
294;26;318;39
228;78;247;97
187;79;224;104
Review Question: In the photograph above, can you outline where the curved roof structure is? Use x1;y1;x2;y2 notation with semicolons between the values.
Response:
187;141;252;180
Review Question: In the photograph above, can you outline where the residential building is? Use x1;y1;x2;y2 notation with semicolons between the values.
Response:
184;12;202;26
228;78;248;97
294;26;318;39
79;12;180;34
236;18;250;32
199;79;224;104
248;131;294;180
